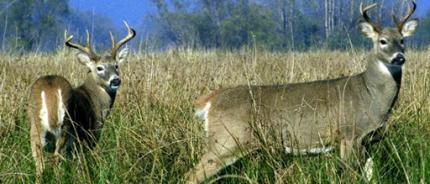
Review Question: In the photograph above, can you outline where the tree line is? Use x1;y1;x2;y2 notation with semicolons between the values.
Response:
1;0;430;52
0;0;115;52
147;0;430;50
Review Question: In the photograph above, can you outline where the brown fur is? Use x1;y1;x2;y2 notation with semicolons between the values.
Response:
194;90;219;109
28;76;72;183
28;23;134;183
185;2;418;183
29;73;120;183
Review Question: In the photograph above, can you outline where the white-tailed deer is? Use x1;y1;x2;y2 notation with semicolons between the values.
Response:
185;1;418;183
28;22;135;182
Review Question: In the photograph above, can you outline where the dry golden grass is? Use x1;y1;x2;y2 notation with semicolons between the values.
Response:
1;49;430;183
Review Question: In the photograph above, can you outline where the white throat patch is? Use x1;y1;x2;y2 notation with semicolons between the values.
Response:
377;61;391;76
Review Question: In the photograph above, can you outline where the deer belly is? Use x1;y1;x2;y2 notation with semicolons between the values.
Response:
284;146;334;155
283;128;334;155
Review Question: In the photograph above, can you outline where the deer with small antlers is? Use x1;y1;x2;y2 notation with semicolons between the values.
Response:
28;22;136;182
185;1;418;183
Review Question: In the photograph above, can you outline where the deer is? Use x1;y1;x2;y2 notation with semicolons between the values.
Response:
185;1;418;183
27;22;136;182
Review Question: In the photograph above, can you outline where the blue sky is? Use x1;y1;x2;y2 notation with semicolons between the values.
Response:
69;0;430;28
69;0;156;27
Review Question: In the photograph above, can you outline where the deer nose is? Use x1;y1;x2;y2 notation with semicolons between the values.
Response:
392;53;405;65
111;78;121;87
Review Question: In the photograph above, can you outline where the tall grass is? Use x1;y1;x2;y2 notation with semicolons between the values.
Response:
0;49;430;183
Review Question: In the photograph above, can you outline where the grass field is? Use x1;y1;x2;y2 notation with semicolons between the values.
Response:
1;49;430;183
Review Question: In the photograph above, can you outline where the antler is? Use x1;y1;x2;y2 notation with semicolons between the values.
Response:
65;30;99;60
360;2;382;33
110;21;136;58
393;0;416;31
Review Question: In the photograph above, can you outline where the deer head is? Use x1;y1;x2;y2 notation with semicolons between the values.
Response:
359;1;418;66
65;21;136;92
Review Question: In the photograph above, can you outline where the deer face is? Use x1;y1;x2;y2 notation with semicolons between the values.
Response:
359;1;418;66
77;48;129;92
65;21;136;93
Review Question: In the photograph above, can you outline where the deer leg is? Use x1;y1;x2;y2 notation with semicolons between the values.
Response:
30;123;45;183
185;150;240;184
186;122;250;184
54;134;66;163
340;139;370;181
358;143;373;182
339;139;358;179
363;156;374;182
340;139;354;165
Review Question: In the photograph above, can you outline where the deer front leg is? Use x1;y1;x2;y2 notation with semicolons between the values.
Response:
339;139;360;179
30;123;45;184
363;156;374;182
340;139;372;181
340;139;355;165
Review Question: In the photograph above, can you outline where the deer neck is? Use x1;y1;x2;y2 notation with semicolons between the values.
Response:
363;55;402;118
80;75;116;120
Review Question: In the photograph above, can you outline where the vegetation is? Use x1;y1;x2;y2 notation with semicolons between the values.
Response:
0;0;115;52
148;0;430;50
1;49;430;183
2;0;430;51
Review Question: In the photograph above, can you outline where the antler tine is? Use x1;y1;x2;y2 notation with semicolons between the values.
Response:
65;30;99;60
111;21;136;58
360;2;381;32
395;0;416;31
109;31;115;50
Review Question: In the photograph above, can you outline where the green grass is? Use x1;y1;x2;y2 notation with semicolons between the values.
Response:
1;49;430;183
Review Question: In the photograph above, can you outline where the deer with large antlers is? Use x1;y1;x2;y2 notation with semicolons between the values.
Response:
28;22;135;182
185;1;418;183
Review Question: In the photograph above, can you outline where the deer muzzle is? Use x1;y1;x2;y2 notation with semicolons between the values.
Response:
110;77;121;90
391;53;405;65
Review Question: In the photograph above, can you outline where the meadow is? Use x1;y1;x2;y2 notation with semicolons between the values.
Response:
1;48;430;183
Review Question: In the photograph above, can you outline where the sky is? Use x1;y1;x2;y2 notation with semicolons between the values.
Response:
69;0;157;27
69;0;430;28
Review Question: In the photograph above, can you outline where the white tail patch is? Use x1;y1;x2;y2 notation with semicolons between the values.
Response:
195;102;211;137
39;90;64;139
53;89;65;138
364;157;374;181
285;146;333;155
40;91;49;131
40;91;49;146
57;90;65;126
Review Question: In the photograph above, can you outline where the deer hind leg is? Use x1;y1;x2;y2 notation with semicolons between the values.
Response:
185;150;240;184
53;89;67;162
30;122;45;183
54;134;66;162
186;120;251;184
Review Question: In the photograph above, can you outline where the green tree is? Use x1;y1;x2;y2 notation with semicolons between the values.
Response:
3;0;69;51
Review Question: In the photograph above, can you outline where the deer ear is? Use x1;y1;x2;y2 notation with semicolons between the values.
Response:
359;21;378;40
402;19;418;37
116;47;130;64
77;52;94;67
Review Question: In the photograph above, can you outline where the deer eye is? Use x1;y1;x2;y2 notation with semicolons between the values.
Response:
379;39;388;45
400;39;404;45
96;66;104;72
114;64;119;70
